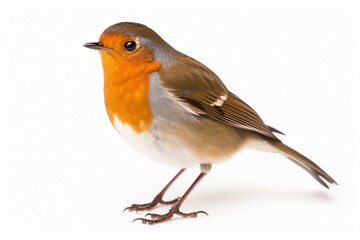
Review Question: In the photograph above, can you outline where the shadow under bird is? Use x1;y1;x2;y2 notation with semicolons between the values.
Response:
84;22;337;225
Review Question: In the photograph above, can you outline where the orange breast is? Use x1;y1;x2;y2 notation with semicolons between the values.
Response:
100;51;161;133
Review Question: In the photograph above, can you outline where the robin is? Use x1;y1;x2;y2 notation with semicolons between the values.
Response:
84;22;337;225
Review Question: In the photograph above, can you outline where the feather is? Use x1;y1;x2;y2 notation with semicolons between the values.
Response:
159;54;280;140
269;140;337;188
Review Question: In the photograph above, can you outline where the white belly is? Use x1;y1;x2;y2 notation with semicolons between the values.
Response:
112;116;199;168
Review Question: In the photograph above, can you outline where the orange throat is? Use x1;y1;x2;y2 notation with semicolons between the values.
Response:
100;52;161;133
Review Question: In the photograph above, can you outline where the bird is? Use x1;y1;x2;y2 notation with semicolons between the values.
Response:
84;22;337;225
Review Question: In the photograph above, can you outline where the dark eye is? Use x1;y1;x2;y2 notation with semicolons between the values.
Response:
124;41;137;51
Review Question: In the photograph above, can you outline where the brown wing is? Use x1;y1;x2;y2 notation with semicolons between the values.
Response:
159;54;281;140
201;92;280;139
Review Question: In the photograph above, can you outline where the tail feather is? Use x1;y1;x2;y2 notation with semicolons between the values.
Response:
269;140;337;188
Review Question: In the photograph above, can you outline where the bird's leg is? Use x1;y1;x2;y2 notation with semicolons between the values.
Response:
133;164;211;225
124;168;186;212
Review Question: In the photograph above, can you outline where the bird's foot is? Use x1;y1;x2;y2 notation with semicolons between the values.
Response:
133;205;208;225
123;195;180;212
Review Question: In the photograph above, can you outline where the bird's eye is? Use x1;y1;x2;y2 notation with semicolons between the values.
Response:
124;41;137;51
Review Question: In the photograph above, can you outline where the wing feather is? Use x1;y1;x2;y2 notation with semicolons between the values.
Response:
159;54;281;139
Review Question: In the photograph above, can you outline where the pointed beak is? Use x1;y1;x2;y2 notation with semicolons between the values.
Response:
83;42;108;51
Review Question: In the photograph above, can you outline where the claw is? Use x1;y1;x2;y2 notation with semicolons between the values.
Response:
123;206;135;213
132;218;147;224
132;216;166;225
132;215;173;225
133;208;208;225
123;202;156;212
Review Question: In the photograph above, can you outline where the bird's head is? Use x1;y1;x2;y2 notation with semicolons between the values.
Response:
84;22;176;78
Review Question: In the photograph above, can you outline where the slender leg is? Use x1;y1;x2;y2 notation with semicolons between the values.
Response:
124;168;186;212
133;164;211;225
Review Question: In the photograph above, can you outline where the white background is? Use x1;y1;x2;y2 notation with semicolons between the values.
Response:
2;0;360;239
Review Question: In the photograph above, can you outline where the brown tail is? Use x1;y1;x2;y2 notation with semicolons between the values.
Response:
269;140;337;189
